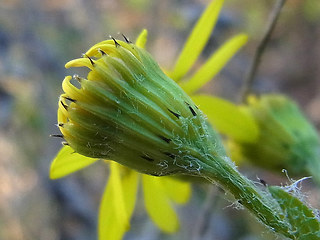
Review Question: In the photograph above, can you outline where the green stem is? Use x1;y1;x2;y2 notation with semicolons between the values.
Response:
198;154;292;239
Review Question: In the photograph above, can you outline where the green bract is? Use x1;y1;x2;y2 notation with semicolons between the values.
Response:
58;39;226;177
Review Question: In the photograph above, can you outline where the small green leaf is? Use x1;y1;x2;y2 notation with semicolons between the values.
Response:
269;186;320;239
50;146;96;179
142;175;180;233
192;95;259;143
169;0;225;81
181;34;248;94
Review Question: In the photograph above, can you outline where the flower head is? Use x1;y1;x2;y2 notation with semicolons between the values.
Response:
58;38;226;176
233;94;320;180
51;0;249;238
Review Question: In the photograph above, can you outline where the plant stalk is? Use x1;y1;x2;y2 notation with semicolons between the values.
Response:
240;0;287;103
198;153;292;239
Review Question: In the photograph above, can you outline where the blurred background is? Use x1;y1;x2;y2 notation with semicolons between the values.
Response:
0;0;319;239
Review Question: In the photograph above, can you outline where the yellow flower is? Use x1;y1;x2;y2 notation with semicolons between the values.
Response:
50;0;248;239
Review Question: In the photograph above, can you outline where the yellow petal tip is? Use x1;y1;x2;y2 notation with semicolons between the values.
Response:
65;58;93;69
135;29;148;48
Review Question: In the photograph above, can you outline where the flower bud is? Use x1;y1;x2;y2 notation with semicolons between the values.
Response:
236;94;320;178
56;40;300;236
57;38;226;176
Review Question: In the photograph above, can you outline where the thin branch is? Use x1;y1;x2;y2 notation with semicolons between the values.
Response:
240;0;287;103
192;186;218;240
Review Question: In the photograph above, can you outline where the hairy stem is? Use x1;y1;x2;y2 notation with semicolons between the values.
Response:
198;154;292;239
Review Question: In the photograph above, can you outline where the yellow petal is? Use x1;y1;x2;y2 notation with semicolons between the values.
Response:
181;34;248;94
192;95;259;143
120;167;140;218
169;0;225;81
65;58;94;70
98;162;131;240
61;77;87;102
135;29;148;48
142;175;179;233
225;140;245;165
162;177;191;204
50;146;96;179
57;100;68;123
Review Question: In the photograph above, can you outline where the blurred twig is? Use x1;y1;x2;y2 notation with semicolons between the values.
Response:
240;0;287;102
192;185;218;240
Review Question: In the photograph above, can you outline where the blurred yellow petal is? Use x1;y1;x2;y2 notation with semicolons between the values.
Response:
181;34;248;94
121;167;140;218
162;177;191;204
169;0;225;81
142;175;179;233
50;146;96;179
225;140;245;165
135;29;148;48
192;95;259;143
99;162;131;240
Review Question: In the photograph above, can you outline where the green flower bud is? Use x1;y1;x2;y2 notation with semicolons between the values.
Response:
56;38;297;237
237;94;320;179
57;38;226;176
